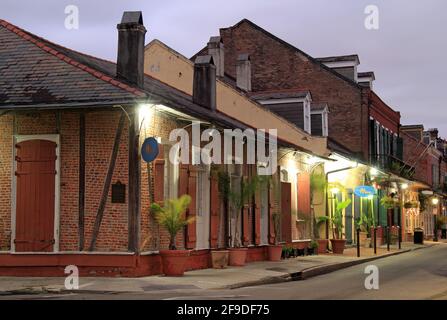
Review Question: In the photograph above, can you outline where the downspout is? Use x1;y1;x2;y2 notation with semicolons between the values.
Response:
325;164;358;239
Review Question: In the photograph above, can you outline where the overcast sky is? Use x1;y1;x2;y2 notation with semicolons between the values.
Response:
1;0;446;137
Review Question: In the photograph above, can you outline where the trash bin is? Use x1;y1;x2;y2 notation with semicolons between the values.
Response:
414;228;424;244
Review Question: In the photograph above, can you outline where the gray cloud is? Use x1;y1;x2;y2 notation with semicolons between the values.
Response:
1;0;446;137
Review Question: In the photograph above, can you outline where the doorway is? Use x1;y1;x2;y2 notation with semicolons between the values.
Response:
13;137;59;252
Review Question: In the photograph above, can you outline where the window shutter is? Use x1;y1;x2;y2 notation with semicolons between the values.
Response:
396;137;404;160
242;169;250;246
369;119;376;162
186;165;197;249
153;144;165;204
210;173;220;248
254;177;262;245
268;180;276;244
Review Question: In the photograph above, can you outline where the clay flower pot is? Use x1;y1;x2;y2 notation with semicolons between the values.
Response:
228;248;248;266
267;245;283;261
317;239;328;254
211;250;229;269
330;239;346;254
159;250;190;276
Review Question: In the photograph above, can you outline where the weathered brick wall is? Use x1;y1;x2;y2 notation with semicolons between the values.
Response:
83;110;129;252
0;114;12;250
401;130;430;185
139;112;185;251
0;110;130;252
220;21;367;159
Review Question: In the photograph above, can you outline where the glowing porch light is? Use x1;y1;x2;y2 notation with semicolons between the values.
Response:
370;167;378;176
432;198;439;205
138;104;154;125
401;183;409;190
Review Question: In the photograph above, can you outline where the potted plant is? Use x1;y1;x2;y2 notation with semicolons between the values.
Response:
356;198;375;248
308;240;318;255
330;198;352;254
314;216;329;254
150;195;195;276
404;200;419;209
226;175;260;266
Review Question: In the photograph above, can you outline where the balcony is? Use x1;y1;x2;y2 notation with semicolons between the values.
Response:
370;154;415;180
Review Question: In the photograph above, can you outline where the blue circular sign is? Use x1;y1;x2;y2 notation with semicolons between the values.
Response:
354;186;376;198
141;137;159;163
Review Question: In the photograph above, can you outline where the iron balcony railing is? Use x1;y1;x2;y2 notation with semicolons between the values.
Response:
370;154;416;180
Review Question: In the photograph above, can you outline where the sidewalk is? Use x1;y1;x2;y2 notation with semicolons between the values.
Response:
0;242;435;295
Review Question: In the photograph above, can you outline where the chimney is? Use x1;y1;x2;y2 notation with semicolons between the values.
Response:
116;11;146;88
207;36;224;77
193;55;216;111
236;53;251;92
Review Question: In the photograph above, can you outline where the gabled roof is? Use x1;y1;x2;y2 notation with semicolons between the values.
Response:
0;19;145;107
0;19;301;136
195;18;364;90
249;89;311;101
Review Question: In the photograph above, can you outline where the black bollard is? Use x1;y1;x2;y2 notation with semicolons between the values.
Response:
387;226;390;252
357;228;361;257
398;226;401;250
374;227;377;255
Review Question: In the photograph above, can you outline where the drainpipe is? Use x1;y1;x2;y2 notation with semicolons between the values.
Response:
325;164;358;239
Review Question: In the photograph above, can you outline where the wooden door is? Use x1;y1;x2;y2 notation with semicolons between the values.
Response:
15;140;56;252
281;182;292;243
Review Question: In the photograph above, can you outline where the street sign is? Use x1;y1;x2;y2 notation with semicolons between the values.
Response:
141;137;159;163
354;185;376;198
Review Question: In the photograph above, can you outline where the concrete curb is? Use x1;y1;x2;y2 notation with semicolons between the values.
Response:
224;244;433;290
0;245;434;295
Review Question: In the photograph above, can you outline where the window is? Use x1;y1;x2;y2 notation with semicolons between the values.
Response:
257;92;313;135
310;105;329;137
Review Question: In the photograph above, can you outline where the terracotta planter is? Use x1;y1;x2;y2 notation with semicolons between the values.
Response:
228;248;248;266
330;239;346;254
211;250;229;269
317;239;328;254
267;245;283;261
159;250;190;276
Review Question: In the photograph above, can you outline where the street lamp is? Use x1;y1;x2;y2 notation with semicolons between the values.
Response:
432;197;439;242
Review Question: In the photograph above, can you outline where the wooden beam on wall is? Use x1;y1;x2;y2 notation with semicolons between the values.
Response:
128;109;141;253
78;112;85;251
89;112;126;251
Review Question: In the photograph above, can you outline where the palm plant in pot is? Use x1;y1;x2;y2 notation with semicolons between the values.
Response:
150;195;194;276
226;175;259;266
330;198;351;254
356;198;375;248
314;216;329;254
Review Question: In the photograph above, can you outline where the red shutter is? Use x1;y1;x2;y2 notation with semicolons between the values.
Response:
268;181;276;244
254;187;261;245
297;172;311;217
178;164;189;197
153;144;165;204
186;165;197;249
210;174;220;248
281;182;292;243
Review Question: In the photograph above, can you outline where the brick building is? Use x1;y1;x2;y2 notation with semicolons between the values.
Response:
0;13;332;276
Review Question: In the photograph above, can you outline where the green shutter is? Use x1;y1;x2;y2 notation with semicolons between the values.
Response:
396;137;403;160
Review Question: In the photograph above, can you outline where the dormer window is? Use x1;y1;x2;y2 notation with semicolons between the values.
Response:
310;103;329;137
253;91;313;134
